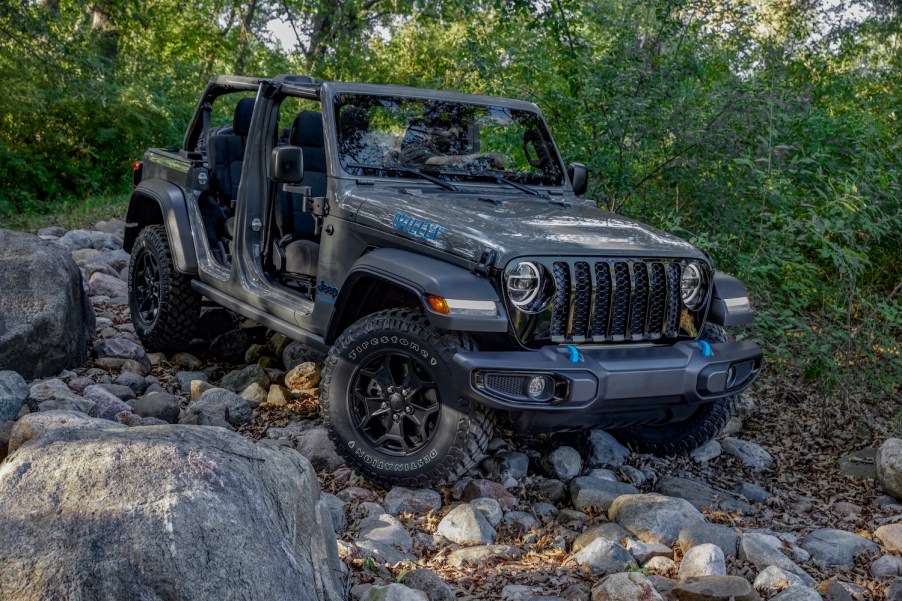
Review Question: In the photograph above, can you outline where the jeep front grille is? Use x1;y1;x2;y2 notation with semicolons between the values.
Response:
550;259;682;342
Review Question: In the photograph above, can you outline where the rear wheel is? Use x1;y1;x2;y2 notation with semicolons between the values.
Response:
321;309;494;487
613;323;737;454
127;225;201;351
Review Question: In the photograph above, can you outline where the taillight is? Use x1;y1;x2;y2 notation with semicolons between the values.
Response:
132;161;143;189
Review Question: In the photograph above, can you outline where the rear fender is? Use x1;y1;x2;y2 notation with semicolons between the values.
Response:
124;179;198;274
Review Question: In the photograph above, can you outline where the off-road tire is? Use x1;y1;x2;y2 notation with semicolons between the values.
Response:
613;323;737;454
127;224;201;352
320;309;494;487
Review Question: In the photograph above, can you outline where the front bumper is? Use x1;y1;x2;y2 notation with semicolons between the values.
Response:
451;340;762;432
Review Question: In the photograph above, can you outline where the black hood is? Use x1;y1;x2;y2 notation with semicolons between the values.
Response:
348;185;707;267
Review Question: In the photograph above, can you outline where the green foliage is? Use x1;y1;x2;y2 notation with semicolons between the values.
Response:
0;0;898;397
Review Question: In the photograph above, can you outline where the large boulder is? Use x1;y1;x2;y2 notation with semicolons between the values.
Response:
0;230;95;379
0;412;343;601
876;438;902;499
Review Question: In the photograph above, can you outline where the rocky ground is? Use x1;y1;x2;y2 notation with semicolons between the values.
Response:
1;220;900;601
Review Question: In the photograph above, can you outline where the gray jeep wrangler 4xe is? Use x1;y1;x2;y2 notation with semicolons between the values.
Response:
125;74;763;486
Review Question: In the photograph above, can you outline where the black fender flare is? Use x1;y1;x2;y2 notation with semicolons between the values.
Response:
124;179;198;275
326;248;508;341
708;271;755;327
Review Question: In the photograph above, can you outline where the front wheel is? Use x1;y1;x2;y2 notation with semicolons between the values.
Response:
320;309;494;487
127;224;201;352
612;323;737;455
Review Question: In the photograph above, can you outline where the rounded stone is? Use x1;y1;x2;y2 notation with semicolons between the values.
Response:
609;493;705;546
591;572;663;601
678;543;726;578
877;439;902;500
541;446;583;481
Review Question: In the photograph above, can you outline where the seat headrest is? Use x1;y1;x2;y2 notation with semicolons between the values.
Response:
233;98;255;137
290;111;324;148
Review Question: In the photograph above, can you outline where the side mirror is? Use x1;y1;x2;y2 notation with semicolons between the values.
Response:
270;146;304;183
568;162;588;196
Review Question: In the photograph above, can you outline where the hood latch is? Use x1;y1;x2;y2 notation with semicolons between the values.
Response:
474;249;497;276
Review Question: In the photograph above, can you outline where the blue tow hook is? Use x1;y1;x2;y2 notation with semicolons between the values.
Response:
565;345;580;364
697;340;713;357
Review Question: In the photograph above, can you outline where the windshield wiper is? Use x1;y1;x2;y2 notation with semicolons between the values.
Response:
347;162;459;192
440;169;547;198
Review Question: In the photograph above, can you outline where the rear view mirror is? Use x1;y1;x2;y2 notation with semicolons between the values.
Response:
568;162;587;196
270;146;304;183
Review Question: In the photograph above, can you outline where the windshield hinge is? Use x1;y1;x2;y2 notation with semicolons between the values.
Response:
474;249;497;276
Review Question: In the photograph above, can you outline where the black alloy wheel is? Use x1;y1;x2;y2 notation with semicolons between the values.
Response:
132;249;162;325
350;351;442;456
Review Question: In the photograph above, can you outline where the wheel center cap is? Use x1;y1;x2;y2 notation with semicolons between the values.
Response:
389;393;405;411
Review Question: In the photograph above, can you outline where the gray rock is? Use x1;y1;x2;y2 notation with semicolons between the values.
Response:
38;225;66;238
541;446;582;481
436;503;496;546
735;481;773;503
569;538;636;574
876;524;902;551
209;329;250;363
88;272;127;297
721;437;773;470
531;502;558;522
690;440;722;462
401;568;454;601
0;231;95;380
609;493;705;546
383;487;443;516
175;371;208;392
38;398;95;414
0;370;29;421
753;565;805;596
294;427;345;471
461;479;518;509
471;497;503;527
624;539;672;563
585;468;619;481
56;229;94;251
358;512;413;551
88;230;122;251
671;576;758;601
0;413;343;601
181;388;252;428
573;523;634;553
799;528;879;567
93;338;151;373
129;392;181;424
570;476;638;511
590;572;663;601
482;451;530;479
83;385;135;421
220;364;271;393
838;448;877;480
365;584;428;601
115;372;148;395
535;478;566;503
501;584;544;600
501;511;538;532
618;465;647;486
877;438;902;499
679;543;726;578
29;378;82;405
770;586;821;601
283;341;326;369
355;539;416;565
738;532;816;585
655;476;752;513
446;544;522;567
8;411;127;454
556;509;589;526
94;383;136;401
678;523;738;558
586;429;630;467
873;555;902;578
644;556;677;576
95;248;129;272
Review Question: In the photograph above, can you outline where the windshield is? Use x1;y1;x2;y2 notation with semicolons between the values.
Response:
334;93;565;187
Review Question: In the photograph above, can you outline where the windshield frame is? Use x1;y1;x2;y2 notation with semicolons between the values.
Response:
322;82;569;191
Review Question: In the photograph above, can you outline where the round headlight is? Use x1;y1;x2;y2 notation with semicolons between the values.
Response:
681;262;705;309
506;262;542;309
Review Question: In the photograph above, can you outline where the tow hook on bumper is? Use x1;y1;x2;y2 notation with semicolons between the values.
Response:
451;340;763;412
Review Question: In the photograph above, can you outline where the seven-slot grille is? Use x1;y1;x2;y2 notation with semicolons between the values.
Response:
550;259;683;342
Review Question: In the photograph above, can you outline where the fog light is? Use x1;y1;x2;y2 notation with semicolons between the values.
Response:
528;376;550;400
